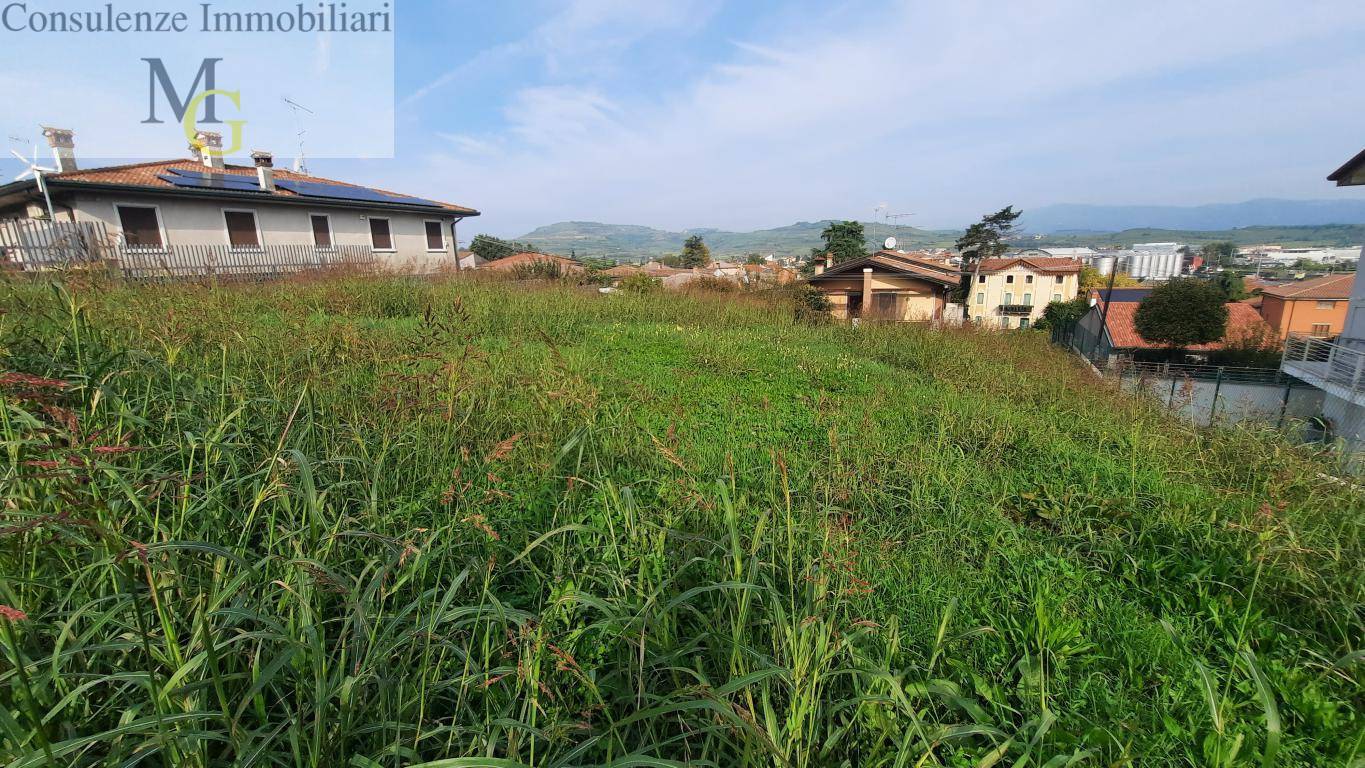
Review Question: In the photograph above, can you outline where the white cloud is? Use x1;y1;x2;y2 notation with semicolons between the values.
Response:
398;0;1365;235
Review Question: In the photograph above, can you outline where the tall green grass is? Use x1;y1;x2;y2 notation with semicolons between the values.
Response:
0;276;1360;767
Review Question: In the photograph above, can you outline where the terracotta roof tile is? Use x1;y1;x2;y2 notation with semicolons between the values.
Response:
1257;273;1355;300
483;252;582;271
43;159;477;214
1103;301;1270;351
978;256;1083;274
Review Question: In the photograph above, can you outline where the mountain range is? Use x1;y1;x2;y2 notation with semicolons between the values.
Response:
1019;198;1365;234
514;199;1365;260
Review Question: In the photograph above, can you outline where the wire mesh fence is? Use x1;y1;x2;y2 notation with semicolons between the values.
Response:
1;219;379;282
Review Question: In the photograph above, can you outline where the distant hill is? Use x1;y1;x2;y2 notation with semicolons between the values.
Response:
514;220;960;260
1021;199;1365;233
513;214;1365;262
1021;225;1365;249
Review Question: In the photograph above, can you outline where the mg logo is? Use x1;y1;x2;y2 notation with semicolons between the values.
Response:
142;58;246;156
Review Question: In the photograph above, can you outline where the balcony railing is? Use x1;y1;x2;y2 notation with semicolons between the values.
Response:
998;304;1035;316
1282;333;1365;405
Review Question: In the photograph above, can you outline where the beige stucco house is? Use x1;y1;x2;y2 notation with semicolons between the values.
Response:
967;255;1082;329
808;250;960;322
0;128;479;273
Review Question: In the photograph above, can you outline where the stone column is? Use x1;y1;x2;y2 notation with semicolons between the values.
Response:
862;267;874;317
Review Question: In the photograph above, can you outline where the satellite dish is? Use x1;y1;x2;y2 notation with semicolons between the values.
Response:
883;236;897;251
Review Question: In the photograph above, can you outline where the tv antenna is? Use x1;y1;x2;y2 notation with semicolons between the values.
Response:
10;135;56;221
282;96;314;175
887;212;916;229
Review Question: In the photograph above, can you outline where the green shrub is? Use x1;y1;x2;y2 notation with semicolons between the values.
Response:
618;272;663;294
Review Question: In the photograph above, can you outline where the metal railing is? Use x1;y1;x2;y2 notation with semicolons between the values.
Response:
1282;334;1365;395
0;219;117;266
998;303;1035;316
1119;360;1299;385
2;219;378;281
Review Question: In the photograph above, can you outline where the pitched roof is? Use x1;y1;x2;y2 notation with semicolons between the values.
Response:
1257;273;1355;300
483;252;582;271
1088;288;1153;304
1101;301;1270;351
1328;147;1365;186
978;256;1083;274
811;252;960;287
17;159;478;215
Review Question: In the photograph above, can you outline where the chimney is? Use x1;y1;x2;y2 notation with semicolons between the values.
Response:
41;127;77;173
825;254;834;269
814;261;826;276
195;131;225;171
251;151;275;191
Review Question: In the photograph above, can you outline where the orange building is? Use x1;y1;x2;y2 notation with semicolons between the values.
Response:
1257;274;1354;340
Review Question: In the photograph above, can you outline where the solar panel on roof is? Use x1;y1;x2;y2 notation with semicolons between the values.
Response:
157;173;270;193
274;178;443;208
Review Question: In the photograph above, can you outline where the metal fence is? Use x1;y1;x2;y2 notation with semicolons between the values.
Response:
1;219;378;281
1112;360;1323;430
1283;334;1365;393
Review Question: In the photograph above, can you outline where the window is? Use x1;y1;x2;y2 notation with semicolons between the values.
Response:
310;214;333;249
1023;293;1032;306
1005;275;1014;284
1025;275;1034;284
978;275;986;283
116;205;164;249
1003;292;1013;305
976;291;985;305
1317;300;1337;310
223;210;261;249
1001;317;1011;329
1019;317;1031;329
424;221;446;252
369;217;393;251
1053;293;1062;302
1311;323;1332;337
1055;275;1065;284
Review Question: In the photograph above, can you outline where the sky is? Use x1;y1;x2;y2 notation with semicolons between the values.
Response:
5;0;1365;237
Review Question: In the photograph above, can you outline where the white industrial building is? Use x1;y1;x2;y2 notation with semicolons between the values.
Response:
1117;242;1184;281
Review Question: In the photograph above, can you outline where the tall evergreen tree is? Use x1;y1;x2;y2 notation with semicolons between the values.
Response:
680;235;712;268
819;221;867;264
954;206;1022;304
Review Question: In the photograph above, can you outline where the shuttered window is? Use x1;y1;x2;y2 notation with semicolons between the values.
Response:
224;211;260;249
310;215;333;248
424;221;445;251
116;206;163;248
369;218;393;251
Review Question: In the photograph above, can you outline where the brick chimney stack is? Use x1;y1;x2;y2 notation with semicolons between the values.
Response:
41;127;77;173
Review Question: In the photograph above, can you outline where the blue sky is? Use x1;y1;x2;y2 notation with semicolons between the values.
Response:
6;0;1365;237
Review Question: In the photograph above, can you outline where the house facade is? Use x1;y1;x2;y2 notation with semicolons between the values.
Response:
1278;149;1365;457
968;256;1082;329
1257;274;1354;340
808;250;959;322
0;128;478;273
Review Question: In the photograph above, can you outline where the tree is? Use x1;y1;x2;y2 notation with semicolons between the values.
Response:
680;235;711;268
1079;266;1141;293
1212;271;1248;301
1134;278;1228;353
954;206;1023;302
1036;296;1090;332
1199;241;1237;267
745;253;766;265
820;221;867;264
470;234;533;262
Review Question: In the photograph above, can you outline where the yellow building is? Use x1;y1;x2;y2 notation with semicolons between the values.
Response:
808;250;959;322
968;256;1083;329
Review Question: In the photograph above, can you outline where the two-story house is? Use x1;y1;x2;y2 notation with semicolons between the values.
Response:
967;256;1082;328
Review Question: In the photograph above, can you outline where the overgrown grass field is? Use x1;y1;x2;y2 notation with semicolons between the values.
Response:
0;276;1360;767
